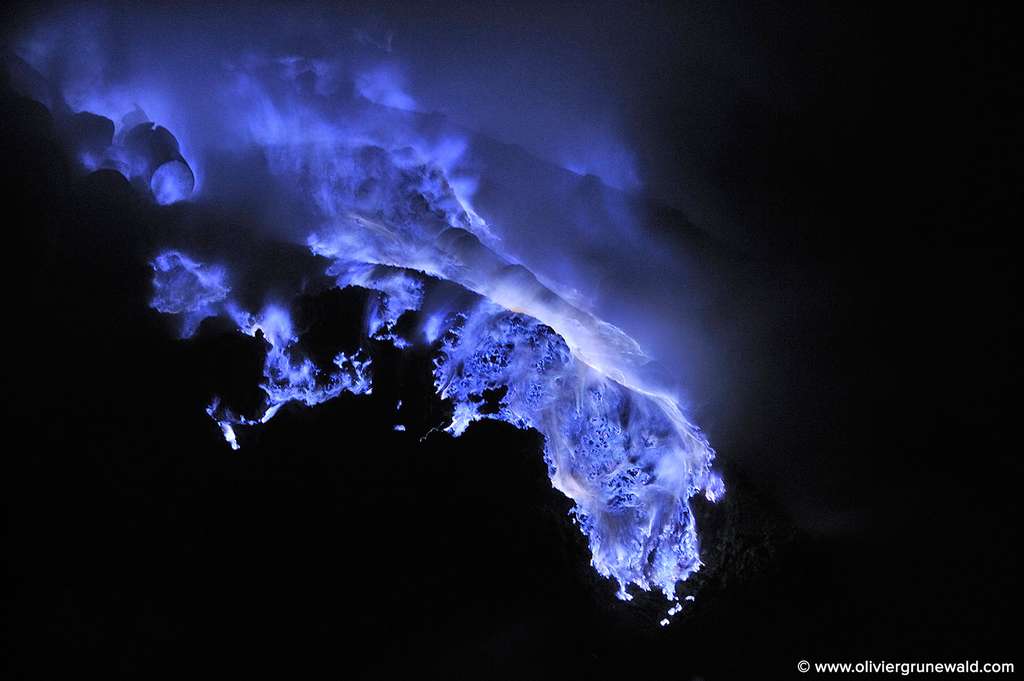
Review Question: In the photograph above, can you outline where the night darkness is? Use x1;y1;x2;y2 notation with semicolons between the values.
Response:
2;2;1018;679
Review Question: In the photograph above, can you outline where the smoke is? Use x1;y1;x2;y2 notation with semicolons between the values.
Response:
6;3;723;613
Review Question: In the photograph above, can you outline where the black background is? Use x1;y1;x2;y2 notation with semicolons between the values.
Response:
2;2;1018;678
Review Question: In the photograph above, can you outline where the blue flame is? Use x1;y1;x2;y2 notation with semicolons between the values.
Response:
429;301;716;599
152;242;719;603
150;251;229;337
15;11;724;610
140;75;724;606
210;302;374;440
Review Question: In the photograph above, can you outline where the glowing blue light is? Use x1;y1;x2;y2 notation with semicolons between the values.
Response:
100;37;726;605
204;305;375;449
422;312;446;343
150;160;195;205
150;251;230;337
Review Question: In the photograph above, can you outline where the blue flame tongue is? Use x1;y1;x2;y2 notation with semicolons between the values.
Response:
144;116;722;611
150;251;230;337
16;8;722;617
153;248;720;606
427;296;720;601
117;53;719;610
